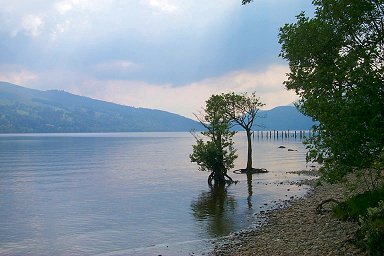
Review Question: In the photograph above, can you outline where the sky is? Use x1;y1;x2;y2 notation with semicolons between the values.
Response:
0;0;314;119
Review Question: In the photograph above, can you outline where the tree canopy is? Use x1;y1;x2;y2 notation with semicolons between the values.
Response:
222;92;264;172
241;0;253;4
222;92;264;133
278;0;384;184
190;92;265;187
190;95;237;186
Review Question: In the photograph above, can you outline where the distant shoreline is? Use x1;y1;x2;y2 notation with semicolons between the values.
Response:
212;171;366;255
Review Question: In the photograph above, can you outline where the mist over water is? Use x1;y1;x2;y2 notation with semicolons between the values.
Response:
0;132;314;255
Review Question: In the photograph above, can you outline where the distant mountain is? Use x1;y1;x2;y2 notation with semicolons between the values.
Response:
0;82;202;133
0;82;315;133
256;106;315;130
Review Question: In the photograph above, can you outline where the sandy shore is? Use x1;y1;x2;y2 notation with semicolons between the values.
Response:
212;172;367;256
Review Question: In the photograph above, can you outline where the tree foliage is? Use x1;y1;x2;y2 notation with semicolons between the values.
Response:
221;92;264;172
222;92;264;133
278;0;384;184
190;95;237;186
241;0;253;5
190;92;264;186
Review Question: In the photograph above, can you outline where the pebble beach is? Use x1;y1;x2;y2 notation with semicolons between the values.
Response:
212;172;367;256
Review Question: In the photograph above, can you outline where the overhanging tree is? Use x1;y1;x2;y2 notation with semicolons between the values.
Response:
241;0;253;4
277;0;384;187
190;95;238;187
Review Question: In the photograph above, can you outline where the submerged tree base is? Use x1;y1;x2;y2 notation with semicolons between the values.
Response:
233;168;268;174
208;171;237;187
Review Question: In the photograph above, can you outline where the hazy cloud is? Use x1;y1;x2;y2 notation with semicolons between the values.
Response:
0;65;38;85
21;14;44;37
54;0;74;15
147;0;179;14
0;0;314;118
94;60;139;72
63;64;297;119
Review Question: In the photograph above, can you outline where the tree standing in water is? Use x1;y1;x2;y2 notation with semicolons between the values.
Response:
222;92;265;174
190;95;237;187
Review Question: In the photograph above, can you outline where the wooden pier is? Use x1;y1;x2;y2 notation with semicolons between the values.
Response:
252;130;313;140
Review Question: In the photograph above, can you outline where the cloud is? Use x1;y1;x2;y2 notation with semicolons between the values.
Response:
93;60;139;73
0;66;38;85
59;64;297;119
147;0;179;14
54;0;75;15
87;60;140;80
21;14;44;37
0;0;313;118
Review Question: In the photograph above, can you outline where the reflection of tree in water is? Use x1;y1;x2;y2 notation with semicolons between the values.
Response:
247;173;253;209
191;186;237;237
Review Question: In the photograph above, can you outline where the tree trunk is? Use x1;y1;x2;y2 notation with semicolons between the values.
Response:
208;171;234;187
208;172;214;186
246;129;253;173
208;170;227;187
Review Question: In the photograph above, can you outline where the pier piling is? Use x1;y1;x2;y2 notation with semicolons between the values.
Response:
254;130;312;140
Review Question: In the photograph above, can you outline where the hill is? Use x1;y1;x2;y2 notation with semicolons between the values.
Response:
0;82;202;133
257;106;315;130
0;82;315;133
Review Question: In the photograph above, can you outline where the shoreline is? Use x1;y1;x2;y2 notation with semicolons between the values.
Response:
212;171;366;256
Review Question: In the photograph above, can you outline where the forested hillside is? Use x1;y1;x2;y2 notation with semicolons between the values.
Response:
0;82;201;133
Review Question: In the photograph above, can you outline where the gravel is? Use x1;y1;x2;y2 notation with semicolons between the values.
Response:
211;173;367;256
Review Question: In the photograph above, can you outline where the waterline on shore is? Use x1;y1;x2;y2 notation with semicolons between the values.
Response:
213;172;365;256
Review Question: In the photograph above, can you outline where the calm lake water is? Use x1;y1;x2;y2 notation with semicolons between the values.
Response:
0;132;314;255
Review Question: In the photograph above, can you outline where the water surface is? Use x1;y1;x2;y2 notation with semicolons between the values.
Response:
0;132;314;255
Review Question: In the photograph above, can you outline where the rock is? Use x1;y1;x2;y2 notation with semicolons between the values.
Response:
233;168;268;174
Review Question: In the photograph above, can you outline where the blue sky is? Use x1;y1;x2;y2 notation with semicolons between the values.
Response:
0;0;314;118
